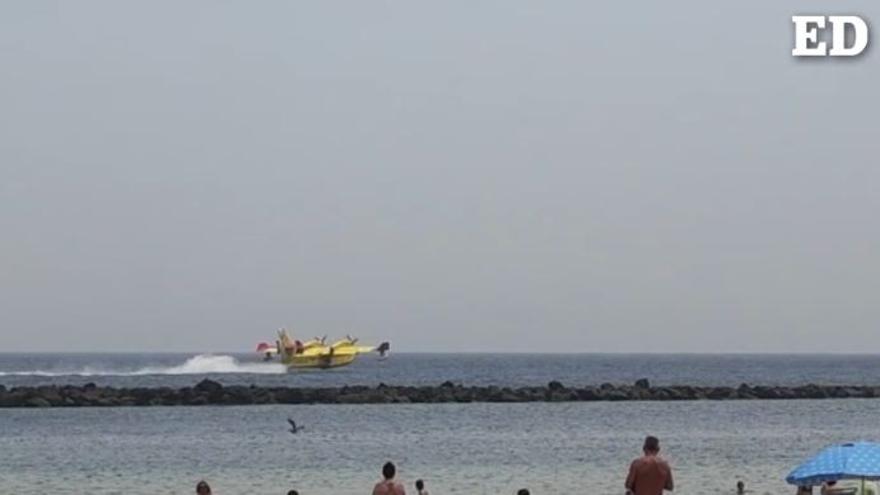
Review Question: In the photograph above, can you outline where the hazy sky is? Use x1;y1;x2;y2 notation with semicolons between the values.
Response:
1;1;878;353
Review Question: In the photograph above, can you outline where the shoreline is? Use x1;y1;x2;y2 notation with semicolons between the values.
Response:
2;379;879;407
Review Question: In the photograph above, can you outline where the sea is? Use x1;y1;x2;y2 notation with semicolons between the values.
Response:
1;353;879;494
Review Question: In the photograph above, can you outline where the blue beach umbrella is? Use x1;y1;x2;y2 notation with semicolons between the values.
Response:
786;442;880;487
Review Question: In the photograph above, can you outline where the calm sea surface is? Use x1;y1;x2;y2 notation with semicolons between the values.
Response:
1;354;879;494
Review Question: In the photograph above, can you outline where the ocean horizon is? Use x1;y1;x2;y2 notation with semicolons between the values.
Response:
2;352;879;388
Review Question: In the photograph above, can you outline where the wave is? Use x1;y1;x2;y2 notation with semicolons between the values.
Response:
0;354;287;377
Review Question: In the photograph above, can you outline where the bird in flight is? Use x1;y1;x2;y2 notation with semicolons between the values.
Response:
287;418;303;434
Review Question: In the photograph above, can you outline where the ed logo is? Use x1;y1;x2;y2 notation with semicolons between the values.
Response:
792;15;869;57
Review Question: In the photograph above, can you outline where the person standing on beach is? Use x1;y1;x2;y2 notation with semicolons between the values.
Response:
373;461;406;495
625;436;674;495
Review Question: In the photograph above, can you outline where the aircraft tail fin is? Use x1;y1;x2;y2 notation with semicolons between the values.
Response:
377;341;391;357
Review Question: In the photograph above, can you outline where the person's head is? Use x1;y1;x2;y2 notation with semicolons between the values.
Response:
737;481;745;492
382;462;396;480
287;491;299;495
517;489;530;495
415;479;424;491
195;481;211;495
643;435;660;455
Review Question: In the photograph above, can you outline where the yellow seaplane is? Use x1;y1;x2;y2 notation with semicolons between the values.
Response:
256;329;390;369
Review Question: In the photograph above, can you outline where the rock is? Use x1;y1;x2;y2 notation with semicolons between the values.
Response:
194;379;223;394
274;388;305;404
708;387;733;399
1;380;879;407
520;388;545;402
606;390;630;401
843;387;864;398
798;384;827;399
576;387;600;401
662;387;690;400
26;397;51;408
338;393;370;404
652;388;672;400
498;390;523;402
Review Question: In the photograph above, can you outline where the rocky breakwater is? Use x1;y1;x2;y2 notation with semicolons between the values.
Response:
1;379;879;407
